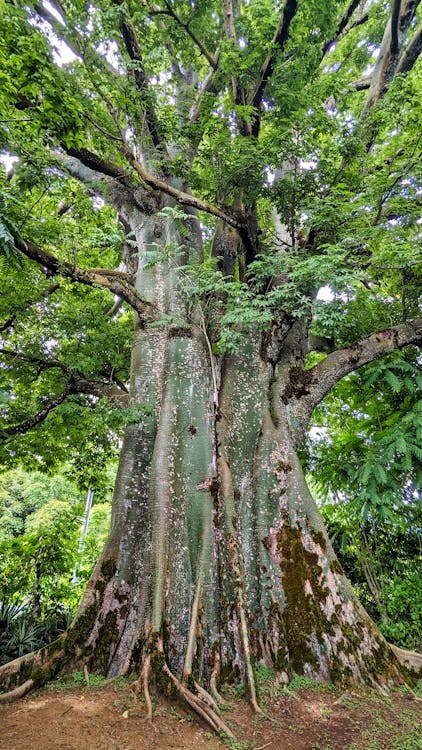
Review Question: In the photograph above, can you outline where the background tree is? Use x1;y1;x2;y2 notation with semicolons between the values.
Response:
0;0;421;727
304;355;422;649
0;469;112;664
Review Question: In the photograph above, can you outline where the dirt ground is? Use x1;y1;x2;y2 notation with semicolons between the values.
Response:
0;676;421;750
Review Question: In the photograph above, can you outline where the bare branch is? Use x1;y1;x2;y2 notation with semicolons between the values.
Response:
57;148;159;215
0;348;70;373
62;145;242;231
347;11;369;32
32;2;81;60
82;113;123;143
85;268;131;279
120;145;248;231
65;147;135;189
0;379;129;440
111;0;164;152
348;77;371;91
106;298;124;318
222;0;237;41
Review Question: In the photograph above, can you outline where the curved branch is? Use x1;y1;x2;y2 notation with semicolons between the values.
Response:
295;317;422;435
63;145;245;232
0;679;34;704
55;151;158;216
122;148;248;231
0;348;70;373
13;236;157;324
65;147;136;190
0;387;72;438
0;377;129;440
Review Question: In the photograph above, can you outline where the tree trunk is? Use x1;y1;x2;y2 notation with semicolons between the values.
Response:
0;213;419;714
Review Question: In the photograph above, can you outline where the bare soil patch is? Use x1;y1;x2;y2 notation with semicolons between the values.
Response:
0;677;420;750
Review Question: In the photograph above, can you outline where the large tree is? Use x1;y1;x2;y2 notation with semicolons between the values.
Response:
0;0;421;728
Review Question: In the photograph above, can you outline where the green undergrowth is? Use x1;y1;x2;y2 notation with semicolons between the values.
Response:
346;711;421;750
221;667;336;706
216;734;256;750
411;679;422;697
45;670;133;691
256;666;334;696
288;673;335;692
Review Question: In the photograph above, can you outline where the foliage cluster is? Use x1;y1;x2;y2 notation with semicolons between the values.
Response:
304;354;422;649
0;468;112;664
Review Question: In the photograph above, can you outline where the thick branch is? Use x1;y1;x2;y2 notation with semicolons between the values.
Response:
362;0;420;118
296;317;422;433
33;1;81;60
65;147;135;190
63;144;244;231
348;77;371;91
32;2;119;79
55;151;158;216
13;236;157;323
122;148;248;230
251;0;298;115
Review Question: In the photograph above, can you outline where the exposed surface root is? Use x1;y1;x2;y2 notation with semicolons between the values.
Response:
210;657;231;707
129;657;153;722
162;663;235;739
0;649;37;693
141;655;153;722
0;678;34;704
0;637;65;701
391;644;422;676
193;681;220;712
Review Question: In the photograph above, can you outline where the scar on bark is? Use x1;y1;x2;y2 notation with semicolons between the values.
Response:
281;366;314;403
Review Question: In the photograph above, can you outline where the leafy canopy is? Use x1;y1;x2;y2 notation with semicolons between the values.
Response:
0;0;421;480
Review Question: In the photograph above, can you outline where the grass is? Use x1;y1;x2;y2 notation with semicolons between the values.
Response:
47;670;134;691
